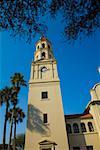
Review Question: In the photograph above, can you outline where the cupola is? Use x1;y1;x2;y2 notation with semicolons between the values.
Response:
34;36;54;61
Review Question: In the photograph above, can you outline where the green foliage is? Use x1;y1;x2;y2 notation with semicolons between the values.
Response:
11;73;27;88
0;0;100;41
0;72;26;150
0;0;48;42
49;0;100;40
7;107;25;124
0;87;12;106
0;86;12;149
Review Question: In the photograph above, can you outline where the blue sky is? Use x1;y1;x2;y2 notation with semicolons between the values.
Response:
0;16;100;143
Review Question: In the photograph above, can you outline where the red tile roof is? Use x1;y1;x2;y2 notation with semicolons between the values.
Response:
65;113;93;119
40;36;47;41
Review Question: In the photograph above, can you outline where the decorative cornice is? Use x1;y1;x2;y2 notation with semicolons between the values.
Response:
84;100;100;113
29;79;60;85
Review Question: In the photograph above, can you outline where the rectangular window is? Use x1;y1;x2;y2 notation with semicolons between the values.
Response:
42;92;48;99
86;146;93;150
73;147;80;150
43;114;48;123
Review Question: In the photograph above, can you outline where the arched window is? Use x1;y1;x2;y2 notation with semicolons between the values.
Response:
73;123;79;133
80;123;86;132
48;44;50;49
42;43;45;48
88;122;94;132
37;45;39;49
66;124;72;133
42;52;45;58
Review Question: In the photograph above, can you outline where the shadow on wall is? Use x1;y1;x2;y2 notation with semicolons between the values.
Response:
27;104;50;135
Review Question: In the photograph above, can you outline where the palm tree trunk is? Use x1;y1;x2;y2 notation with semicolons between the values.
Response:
13;118;16;150
3;103;9;150
8;114;13;150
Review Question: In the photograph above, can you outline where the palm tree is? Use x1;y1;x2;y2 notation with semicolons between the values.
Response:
7;109;14;150
7;107;25;150
0;73;26;150
10;73;26;150
11;73;27;88
7;86;19;150
0;89;4;106
14;107;25;150
0;87;12;150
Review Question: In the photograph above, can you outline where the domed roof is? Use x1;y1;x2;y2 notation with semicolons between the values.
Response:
92;83;100;90
35;36;51;45
40;36;47;41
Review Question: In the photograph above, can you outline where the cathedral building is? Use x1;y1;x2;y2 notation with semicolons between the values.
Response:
25;37;100;150
65;83;100;150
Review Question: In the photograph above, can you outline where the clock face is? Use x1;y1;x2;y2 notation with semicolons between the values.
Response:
41;67;48;72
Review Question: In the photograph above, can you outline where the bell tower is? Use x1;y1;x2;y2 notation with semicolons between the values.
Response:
25;37;69;150
30;36;58;81
34;36;54;61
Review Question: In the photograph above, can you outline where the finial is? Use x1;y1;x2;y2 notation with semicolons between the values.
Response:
40;35;47;41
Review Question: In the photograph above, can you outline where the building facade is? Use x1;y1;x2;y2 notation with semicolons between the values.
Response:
66;83;100;150
25;37;100;150
25;37;69;150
